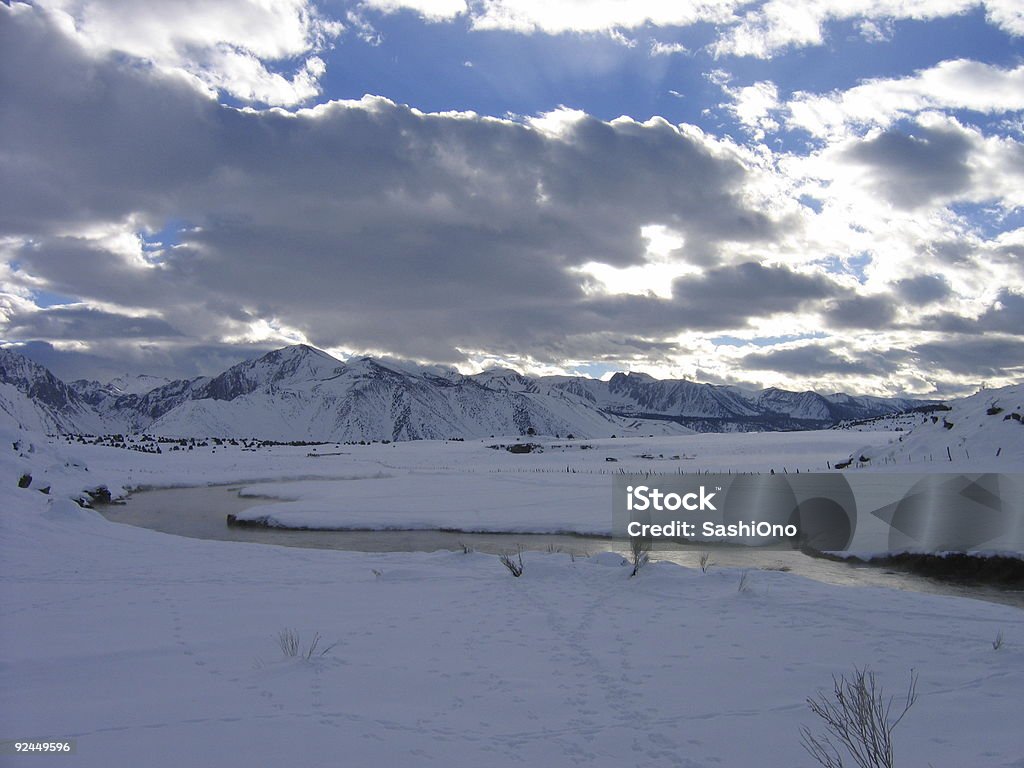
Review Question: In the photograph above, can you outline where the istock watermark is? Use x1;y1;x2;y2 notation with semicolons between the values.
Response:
613;473;1024;553
626;484;719;512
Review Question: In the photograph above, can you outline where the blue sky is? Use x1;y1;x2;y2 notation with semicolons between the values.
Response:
1;0;1023;395
316;6;1017;130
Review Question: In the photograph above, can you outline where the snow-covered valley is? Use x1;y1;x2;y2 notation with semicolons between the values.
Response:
3;386;1024;766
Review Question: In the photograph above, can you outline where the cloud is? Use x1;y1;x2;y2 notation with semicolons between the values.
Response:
787;59;1024;139
356;0;1022;57
29;0;342;105
361;0;467;22
741;344;893;376
719;79;780;139
649;40;689;56
713;1;1021;58
2;2;1021;396
7;340;280;383
924;289;1024;334
913;336;1024;376
462;0;739;34
841;125;973;209
1;306;184;341
1;5;784;370
822;294;898;328
893;274;952;304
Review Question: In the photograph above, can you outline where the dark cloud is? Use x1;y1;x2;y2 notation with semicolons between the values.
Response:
894;274;951;305
922;290;1024;335
919;239;976;265
572;262;842;337
0;4;1016;392
8;340;280;383
0;5;783;368
668;262;840;324
913;336;1024;376
741;345;895;376
2;306;183;341
976;290;1024;334
822;294;896;329
843;125;973;209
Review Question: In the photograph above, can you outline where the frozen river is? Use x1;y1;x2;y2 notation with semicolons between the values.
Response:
101;483;1024;608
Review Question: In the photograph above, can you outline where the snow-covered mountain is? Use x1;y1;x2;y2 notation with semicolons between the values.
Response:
136;348;687;441
0;348;105;434
7;344;939;441
69;374;174;411
527;373;928;432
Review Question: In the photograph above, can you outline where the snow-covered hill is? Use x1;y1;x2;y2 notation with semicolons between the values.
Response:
852;384;1024;467
6;344;940;441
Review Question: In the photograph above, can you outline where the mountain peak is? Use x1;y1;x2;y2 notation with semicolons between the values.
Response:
193;344;344;402
261;343;335;361
106;373;173;396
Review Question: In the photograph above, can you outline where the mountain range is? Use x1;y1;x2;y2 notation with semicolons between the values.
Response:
1;345;934;441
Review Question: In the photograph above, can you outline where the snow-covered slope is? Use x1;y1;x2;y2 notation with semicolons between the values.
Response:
108;373;173;395
853;384;1024;467
0;349;105;434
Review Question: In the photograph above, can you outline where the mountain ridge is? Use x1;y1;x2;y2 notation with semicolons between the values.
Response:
2;344;939;440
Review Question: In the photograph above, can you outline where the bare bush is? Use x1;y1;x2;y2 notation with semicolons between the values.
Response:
278;628;338;660
992;629;1004;650
500;547;524;577
737;570;752;592
630;535;650;577
699;550;713;573
278;628;300;657
801;667;918;768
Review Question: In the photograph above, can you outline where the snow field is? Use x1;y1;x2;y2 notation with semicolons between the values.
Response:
3;416;1023;767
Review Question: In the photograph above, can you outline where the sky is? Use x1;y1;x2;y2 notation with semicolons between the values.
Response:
1;0;1023;397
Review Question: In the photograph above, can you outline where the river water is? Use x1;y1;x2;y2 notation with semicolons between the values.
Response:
99;483;1023;608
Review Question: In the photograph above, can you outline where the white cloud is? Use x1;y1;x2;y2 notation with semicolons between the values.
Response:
720;80;781;139
354;0;1021;57
649;40;689;56
360;0;467;22
467;0;740;34
857;17;894;41
712;0;1019;58
34;0;342;105
984;0;1024;34
787;59;1024;138
526;106;589;137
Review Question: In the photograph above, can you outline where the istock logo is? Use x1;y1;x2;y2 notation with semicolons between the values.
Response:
626;484;719;512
